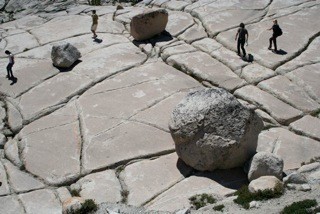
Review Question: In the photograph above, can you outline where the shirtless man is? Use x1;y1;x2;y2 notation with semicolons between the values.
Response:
91;10;98;38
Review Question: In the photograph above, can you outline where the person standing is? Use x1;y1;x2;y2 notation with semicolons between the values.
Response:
235;23;249;58
268;19;282;52
5;50;15;80
91;10;98;38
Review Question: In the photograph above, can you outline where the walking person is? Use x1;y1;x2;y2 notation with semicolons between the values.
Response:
268;19;282;52
5;50;15;81
91;10;98;38
235;23;249;58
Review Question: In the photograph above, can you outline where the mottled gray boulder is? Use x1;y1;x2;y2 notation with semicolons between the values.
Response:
51;43;81;68
130;9;168;41
0;0;6;10
62;197;85;214
169;88;263;171
248;152;284;181
283;172;307;184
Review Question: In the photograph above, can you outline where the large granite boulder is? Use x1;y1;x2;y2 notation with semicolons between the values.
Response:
51;43;81;68
169;88;263;171
130;9;168;41
248;152;284;181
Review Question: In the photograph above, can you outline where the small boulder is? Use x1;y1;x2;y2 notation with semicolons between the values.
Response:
248;176;283;194
62;197;85;214
248;152;284;181
283;172;308;184
130;9;168;41
51;43;81;68
169;88;263;171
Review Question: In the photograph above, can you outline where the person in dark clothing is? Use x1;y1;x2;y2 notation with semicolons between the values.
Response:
235;23;249;58
5;50;15;80
268;19;281;52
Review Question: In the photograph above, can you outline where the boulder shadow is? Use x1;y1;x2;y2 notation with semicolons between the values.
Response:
132;30;173;47
53;60;82;72
194;168;249;190
274;49;287;55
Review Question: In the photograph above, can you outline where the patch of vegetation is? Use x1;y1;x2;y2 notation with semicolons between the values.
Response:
172;63;183;72
70;189;80;197
234;184;283;209
121;190;129;203
281;199;317;214
67;199;98;214
213;204;225;211
115;165;125;174
189;193;216;210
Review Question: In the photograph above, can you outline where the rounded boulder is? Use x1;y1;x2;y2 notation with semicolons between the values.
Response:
169;88;263;171
51;43;81;68
130;9;168;41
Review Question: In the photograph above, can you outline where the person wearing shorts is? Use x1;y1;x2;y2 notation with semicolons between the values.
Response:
91;10;98;38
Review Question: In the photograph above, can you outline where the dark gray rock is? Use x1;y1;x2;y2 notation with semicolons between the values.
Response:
51;43;81;68
169;88;263;171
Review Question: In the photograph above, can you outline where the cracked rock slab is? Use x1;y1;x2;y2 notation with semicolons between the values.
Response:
289;115;320;141
6;101;23;133
0;161;10;196
240;64;275;84
121;153;192;206
166;11;194;37
18;72;92;123
161;43;197;60
19;189;62;214
257;128;320;170
146;168;246;212
258;75;320;113
167;51;246;91
3;160;45;193
4;138;23;168
0;59;59;98
0;195;24;214
71;170;121;204
234;85;302;125
19;103;81;185
177;22;207;44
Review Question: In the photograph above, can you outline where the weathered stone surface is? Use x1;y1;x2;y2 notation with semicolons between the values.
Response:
0;161;10;196
240;64;275;84
258;76;320;113
211;46;248;71
257;128;320;170
283;172;308;184
0;195;24;214
121;153;192;206
3;160;45;193
298;162;320;184
0;133;6;148
248;152;284;181
62;197;85;214
276;37;320;74
255;109;279;127
73;42;147;80
217;5;320;69
6;101;23;133
192;38;222;54
248;176;283;194
167;51;246;91
146;169;246;212
19;103;81;185
130;9;168;41
289;115;320;141
71;170;121;204
161;43;197;60
164;0;190;10
169;88;263;171
29;15;91;45
234;85;302;125
14;15;47;29
132;92;189;132
4;138;22;168
57;187;72;203
177;21;207;43
286;64;320;103
0;59;59;98
19;189;62;214
51;43;81;68
0;32;39;57
166;11;194;37
18;73;92;122
114;7;146;23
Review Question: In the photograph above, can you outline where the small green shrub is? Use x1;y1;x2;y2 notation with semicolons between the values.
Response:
121;190;129;203
70;189;80;197
189;193;216;210
281;199;317;214
67;199;98;214
234;184;283;209
213;204;225;211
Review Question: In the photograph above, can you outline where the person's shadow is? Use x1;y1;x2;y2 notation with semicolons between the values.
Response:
93;38;103;43
242;53;254;63
274;49;287;55
10;77;18;85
